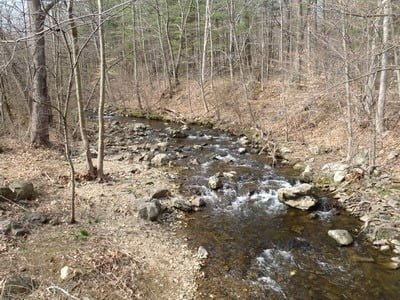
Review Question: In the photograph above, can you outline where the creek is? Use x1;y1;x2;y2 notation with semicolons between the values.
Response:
111;116;400;299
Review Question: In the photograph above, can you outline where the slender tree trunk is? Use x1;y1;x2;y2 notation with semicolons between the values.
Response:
97;0;106;180
376;0;390;134
131;2;143;110
341;3;353;161
199;0;211;113
68;0;96;177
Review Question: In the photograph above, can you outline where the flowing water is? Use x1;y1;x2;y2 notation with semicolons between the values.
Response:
112;117;400;299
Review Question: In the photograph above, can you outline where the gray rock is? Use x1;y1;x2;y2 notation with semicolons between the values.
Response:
280;146;293;154
238;147;247;154
197;246;209;259
322;163;349;177
190;158;200;165
277;184;314;200
155;142;168;152
151;154;169;166
333;170;347;183
328;229;353;246
9;181;34;200
60;266;73;280
133;123;148;131
2;275;37;298
351;150;368;166
166;127;188;138
24;212;49;225
11;223;29;236
173;199;195;212
238;136;250;146
208;175;222;190
150;189;171;200
0;219;12;234
0;186;14;200
308;145;321;155
293;162;306;172
300;165;313;183
191;197;206;207
284;196;318;210
138;200;162;221
387;150;400;161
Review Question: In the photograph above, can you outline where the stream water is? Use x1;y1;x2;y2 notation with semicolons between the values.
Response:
112;117;400;299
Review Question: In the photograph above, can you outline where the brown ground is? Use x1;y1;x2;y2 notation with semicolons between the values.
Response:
0;138;200;299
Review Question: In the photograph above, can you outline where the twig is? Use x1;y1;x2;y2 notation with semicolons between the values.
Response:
0;195;29;211
47;284;81;300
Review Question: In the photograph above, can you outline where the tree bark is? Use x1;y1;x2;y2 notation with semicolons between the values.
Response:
28;0;53;146
376;0;390;135
68;0;96;177
97;0;106;179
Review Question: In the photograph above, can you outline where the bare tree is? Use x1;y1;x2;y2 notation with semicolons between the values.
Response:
27;0;59;146
97;0;106;180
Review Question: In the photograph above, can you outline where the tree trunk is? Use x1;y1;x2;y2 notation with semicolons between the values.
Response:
341;3;353;161
28;0;52;146
68;0;96;177
376;0;390;135
97;0;106;180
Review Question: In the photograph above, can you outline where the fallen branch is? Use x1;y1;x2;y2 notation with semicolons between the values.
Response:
47;285;80;300
0;195;28;211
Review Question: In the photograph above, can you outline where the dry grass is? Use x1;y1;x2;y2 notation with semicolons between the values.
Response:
0;137;199;300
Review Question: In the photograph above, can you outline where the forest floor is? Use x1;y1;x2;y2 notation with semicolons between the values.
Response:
0;137;201;299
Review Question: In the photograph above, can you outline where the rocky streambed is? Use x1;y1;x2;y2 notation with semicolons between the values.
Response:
103;117;400;299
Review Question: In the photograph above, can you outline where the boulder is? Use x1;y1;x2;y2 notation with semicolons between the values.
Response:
173;199;195;212
208;175;223;190
277;184;317;210
293;162;306;172
277;184;314;200
150;189;171;200
284;196;318;210
351;150;368;166
166;127;188;138
24;212;49;225
9;181;34;200
328;229;353;246
322;163;349;178
151;154;169;166
138;200;162;221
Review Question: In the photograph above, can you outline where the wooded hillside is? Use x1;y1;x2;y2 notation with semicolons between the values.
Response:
0;0;399;169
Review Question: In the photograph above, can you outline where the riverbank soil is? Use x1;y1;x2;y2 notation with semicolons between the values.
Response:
0;135;200;299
